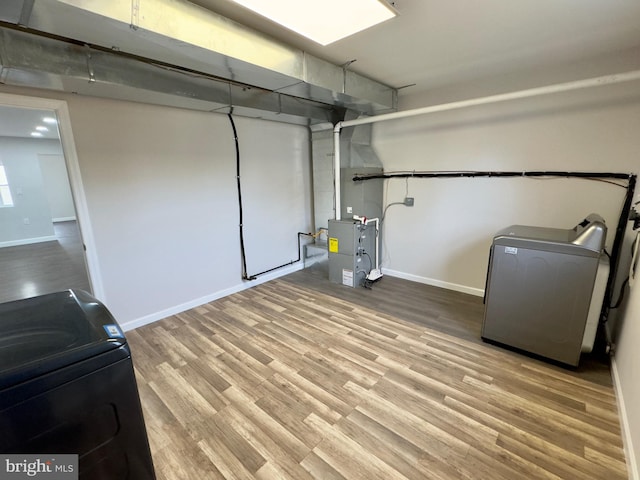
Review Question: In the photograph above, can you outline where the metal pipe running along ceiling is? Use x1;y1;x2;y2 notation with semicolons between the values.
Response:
0;26;339;125
0;0;398;125
330;69;640;219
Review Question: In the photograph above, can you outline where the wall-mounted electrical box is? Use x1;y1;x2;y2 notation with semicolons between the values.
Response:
328;219;376;287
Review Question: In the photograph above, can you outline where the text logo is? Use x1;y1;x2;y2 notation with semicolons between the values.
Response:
0;455;78;480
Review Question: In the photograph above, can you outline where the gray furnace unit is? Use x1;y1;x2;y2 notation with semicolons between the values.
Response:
328;218;377;287
482;214;608;366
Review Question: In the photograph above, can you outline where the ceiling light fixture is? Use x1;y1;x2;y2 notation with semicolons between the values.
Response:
42;117;57;124
35;126;49;132
229;0;397;46
30;132;43;137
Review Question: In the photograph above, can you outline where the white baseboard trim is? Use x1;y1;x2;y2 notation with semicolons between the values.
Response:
611;356;639;480
381;268;485;297
0;235;57;248
53;216;77;222
120;262;305;332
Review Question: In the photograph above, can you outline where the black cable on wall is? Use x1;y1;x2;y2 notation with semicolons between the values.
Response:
603;174;636;322
354;169;637;326
227;113;252;281
353;170;632;181
227;113;313;281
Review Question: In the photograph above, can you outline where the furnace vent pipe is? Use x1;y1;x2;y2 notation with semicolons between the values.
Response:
334;128;342;220
332;69;640;220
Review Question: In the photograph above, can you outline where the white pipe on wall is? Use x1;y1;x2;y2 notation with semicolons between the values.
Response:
368;217;381;276
333;126;342;220
340;70;640;130
330;70;640;220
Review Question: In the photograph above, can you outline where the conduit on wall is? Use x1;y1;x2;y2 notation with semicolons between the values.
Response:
352;170;636;327
329;69;640;221
228;113;316;281
352;171;632;181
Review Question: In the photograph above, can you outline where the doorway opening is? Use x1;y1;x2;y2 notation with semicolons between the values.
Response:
0;94;102;303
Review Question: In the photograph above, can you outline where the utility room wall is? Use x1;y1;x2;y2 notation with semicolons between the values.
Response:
373;79;640;477
373;81;640;295
0;85;312;327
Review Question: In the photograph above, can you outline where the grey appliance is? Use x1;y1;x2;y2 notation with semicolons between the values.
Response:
482;214;608;366
328;218;377;287
0;289;156;479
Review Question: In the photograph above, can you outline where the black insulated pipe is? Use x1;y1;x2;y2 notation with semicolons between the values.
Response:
352;171;632;181
241;232;315;279
228;113;315;281
602;174;636;321
227;113;253;281
352;169;637;327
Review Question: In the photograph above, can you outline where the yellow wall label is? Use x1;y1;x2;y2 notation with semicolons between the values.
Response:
329;237;339;253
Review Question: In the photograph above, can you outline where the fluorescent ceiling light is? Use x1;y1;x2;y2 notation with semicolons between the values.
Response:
35;126;49;131
30;132;43;137
42;116;57;124
229;0;397;46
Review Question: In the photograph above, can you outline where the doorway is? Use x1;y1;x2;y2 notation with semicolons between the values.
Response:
0;95;101;304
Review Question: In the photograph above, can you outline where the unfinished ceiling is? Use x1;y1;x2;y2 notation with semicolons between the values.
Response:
192;0;640;99
0;0;639;123
0;0;401;126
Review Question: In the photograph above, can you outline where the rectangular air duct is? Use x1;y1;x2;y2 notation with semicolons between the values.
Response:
0;27;337;125
0;0;397;124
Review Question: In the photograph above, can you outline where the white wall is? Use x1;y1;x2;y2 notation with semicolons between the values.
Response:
373;81;640;293
614;233;640;479
0;137;63;246
0;86;312;328
69;97;311;326
38;153;76;221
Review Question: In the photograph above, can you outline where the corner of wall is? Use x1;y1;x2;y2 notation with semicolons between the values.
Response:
381;268;484;297
119;263;305;332
611;356;639;480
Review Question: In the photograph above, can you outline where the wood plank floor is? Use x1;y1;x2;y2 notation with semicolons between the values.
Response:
128;266;627;480
281;263;613;388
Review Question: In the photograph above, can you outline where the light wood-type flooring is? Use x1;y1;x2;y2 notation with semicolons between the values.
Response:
128;265;627;480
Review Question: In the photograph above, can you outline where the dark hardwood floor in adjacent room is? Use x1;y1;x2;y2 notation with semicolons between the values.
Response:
0;221;91;304
128;263;626;480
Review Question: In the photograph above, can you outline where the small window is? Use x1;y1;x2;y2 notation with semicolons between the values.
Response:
0;162;14;207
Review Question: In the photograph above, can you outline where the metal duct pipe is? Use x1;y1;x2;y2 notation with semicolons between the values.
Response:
0;0;397;118
334;128;342;220
0;27;339;125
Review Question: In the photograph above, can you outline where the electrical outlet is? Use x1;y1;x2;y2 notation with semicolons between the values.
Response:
404;197;414;207
346;206;353;214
